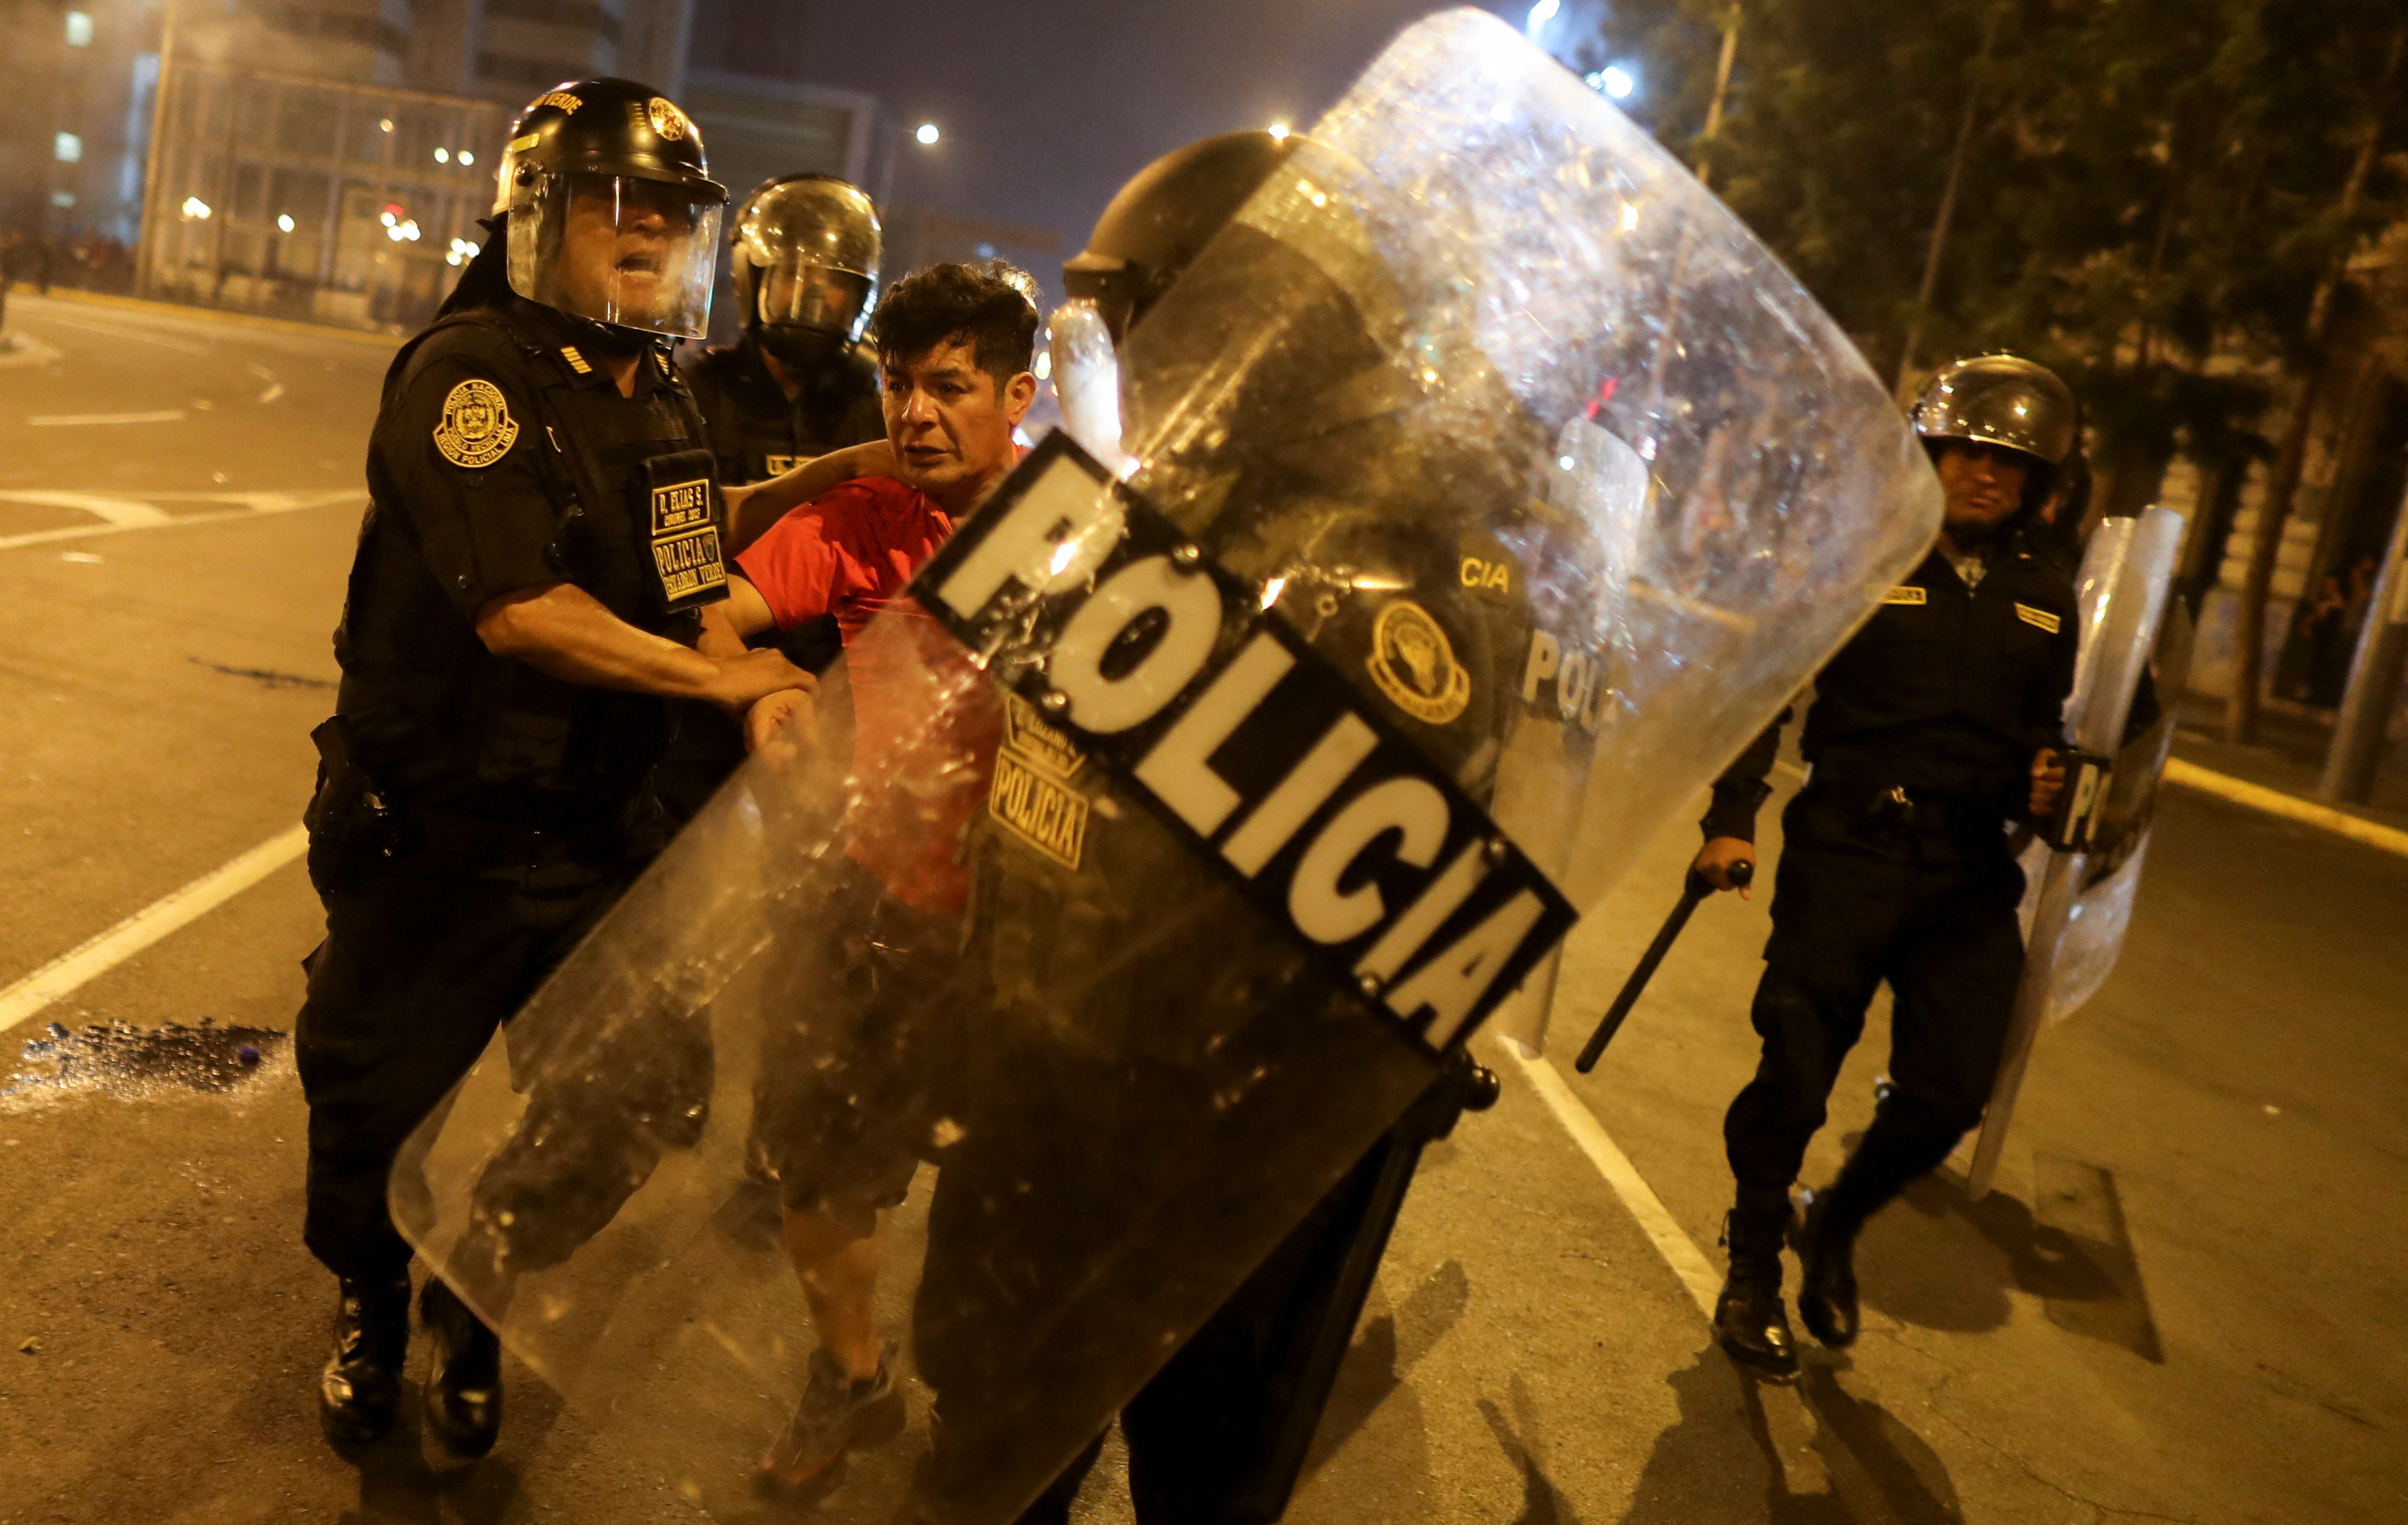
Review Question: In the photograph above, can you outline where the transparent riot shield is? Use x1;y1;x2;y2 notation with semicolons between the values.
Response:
1969;505;2186;1195
397;9;1940;1519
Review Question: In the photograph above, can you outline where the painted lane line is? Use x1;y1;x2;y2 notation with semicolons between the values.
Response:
0;490;172;526
2164;758;2408;860
1505;1040;1722;1319
25;411;190;427
0;825;309;1033
0;491;362;552
33;313;216;356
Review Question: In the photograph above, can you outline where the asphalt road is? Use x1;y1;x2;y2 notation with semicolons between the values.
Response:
1;293;2402;1524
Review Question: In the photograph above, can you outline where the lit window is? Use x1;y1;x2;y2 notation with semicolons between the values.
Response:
55;132;82;164
65;10;94;46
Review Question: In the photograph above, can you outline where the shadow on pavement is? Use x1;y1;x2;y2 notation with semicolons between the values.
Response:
1849;1141;2164;1363
1301;1256;1470;1479
331;1365;563;1524
1617;1348;1963;1523
1477;1374;1583;1524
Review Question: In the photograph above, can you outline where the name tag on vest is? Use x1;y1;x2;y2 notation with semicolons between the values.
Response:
911;432;1575;1055
2015;602;2061;634
1883;585;1927;606
643;449;727;613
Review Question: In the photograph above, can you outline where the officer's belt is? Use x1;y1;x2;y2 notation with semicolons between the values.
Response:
1796;772;2011;839
403;801;660;869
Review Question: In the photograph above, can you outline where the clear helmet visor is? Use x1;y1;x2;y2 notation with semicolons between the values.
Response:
757;262;874;336
508;171;724;339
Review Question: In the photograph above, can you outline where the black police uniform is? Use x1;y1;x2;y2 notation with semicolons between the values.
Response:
1704;534;2077;1238
297;284;723;1285
915;226;1595;1525
653;336;883;823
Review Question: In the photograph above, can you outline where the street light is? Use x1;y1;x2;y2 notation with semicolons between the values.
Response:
915;122;940;146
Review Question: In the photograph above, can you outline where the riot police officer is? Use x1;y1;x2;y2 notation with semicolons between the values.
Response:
296;77;809;1456
659;174;886;822
917;131;1559;1525
1692;354;2081;1374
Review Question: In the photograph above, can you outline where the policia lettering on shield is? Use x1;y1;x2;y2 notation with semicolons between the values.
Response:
294;78;812;1457
1693;355;2081;1375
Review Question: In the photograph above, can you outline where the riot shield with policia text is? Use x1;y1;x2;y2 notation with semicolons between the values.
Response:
394;10;1942;1520
1967;505;2186;1197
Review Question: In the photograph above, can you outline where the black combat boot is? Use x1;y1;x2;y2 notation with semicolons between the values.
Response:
1713;1196;1797;1375
318;1272;412;1447
1789;1186;1862;1348
420;1276;504;1458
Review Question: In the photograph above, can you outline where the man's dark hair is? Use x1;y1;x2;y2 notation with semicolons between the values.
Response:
869;258;1039;386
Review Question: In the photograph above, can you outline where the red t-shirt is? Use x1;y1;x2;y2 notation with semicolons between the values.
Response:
736;475;1001;915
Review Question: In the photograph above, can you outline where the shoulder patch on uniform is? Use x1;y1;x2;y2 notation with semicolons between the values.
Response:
2015;602;2062;634
1883;585;1927;606
559;345;591;375
432;378;519;468
1367;601;1472;724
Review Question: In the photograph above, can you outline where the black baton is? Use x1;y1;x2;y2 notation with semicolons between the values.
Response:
1574;859;1751;1073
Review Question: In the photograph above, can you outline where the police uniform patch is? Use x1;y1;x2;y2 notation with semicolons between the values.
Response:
432;379;519;468
646;463;726;608
1367;600;1472;724
1883;585;1927;605
991;693;1090;869
559;345;592;375
2015;602;2061;634
646;97;691;141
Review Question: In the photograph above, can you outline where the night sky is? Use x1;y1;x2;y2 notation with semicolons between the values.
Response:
686;1;1525;281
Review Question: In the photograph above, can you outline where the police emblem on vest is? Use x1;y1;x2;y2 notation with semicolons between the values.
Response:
1367;601;1472;724
432;380;519;468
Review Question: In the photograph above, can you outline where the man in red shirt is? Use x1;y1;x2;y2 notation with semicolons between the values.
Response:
699;259;1037;1486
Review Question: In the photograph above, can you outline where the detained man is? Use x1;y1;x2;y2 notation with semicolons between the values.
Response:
696;259;1038;1487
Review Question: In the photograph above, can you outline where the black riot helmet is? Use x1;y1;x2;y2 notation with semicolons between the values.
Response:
1911;353;2080;518
729;174;881;372
1064;130;1299;342
492;77;729;339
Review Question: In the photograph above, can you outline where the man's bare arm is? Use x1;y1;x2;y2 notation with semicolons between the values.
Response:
476;582;809;712
724;440;899;553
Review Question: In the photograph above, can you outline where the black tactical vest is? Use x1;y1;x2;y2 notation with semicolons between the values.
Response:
336;300;722;831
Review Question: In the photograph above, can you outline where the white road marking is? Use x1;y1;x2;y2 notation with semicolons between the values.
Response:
25;410;189;427
0;489;361;552
0;490;171;526
1505;1038;1722;1318
34;313;215;356
0;825;309;1033
2164;757;2408;859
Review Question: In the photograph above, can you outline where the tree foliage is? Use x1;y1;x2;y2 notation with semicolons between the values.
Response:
1573;0;2408;498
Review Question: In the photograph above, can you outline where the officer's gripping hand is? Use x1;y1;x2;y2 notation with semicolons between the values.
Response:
744;687;817;765
2029;748;2066;821
709;648;815;715
1693;836;1757;898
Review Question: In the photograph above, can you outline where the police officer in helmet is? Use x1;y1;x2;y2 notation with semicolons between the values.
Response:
659;174;886;823
297;77;810;1456
1693;353;2081;1375
924;130;1555;1525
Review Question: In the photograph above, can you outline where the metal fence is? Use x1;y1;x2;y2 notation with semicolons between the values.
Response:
137;63;512;333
